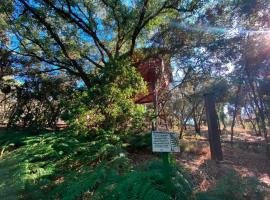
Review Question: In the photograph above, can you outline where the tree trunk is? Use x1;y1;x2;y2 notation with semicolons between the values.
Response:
230;113;236;143
169;117;173;130
248;97;262;136
179;119;188;139
197;107;204;135
230;84;242;143
239;115;246;129
245;70;268;139
220;112;226;130
152;82;158;131
245;106;259;136
193;114;200;134
243;41;268;139
180;125;185;139
204;93;223;161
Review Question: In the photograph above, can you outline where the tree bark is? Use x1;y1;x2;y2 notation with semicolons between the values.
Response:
204;93;223;161
245;106;259;136
245;69;268;139
239;115;246;129
193;114;200;134
179;119;188;139
198;107;205;134
219;108;226;130
152;81;159;131
231;109;237;143
230;84;242;143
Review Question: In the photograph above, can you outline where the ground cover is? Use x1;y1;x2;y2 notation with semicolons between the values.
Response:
0;128;268;200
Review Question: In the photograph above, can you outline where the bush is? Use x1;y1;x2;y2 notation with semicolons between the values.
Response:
196;171;267;200
0;130;133;199
7;75;75;130
52;160;193;200
123;132;152;151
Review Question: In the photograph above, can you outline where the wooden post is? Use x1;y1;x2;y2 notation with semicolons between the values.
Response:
152;81;159;131
204;93;223;161
152;79;172;193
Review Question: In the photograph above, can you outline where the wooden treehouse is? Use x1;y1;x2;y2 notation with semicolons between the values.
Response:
133;52;173;130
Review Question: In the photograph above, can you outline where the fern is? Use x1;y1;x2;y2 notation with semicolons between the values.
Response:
0;130;194;200
51;159;193;200
56;167;110;200
94;161;192;200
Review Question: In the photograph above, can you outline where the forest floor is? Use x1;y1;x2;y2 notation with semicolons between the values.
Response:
0;126;269;199
129;126;270;198
175;127;270;197
125;127;270;200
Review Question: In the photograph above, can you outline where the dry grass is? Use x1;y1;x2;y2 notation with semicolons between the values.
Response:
174;127;270;198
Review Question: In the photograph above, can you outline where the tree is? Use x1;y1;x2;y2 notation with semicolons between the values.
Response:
204;93;223;161
7;74;76;130
1;0;200;88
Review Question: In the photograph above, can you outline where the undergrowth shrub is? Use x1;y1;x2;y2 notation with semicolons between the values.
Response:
196;171;267;200
1;130;194;200
125;161;192;200
3;130;191;200
52;160;193;200
123;132;152;151
0;130;131;199
7;76;74;131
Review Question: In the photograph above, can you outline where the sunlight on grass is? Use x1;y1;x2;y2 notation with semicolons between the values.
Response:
0;130;85;199
0;130;131;199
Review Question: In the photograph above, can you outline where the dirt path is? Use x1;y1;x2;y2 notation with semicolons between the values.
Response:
175;127;270;198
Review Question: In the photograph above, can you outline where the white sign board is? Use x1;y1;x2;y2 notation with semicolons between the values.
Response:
152;131;180;152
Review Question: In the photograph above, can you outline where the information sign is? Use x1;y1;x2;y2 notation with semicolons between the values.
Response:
152;131;180;152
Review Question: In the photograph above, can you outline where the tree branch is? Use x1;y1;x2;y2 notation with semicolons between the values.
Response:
18;0;92;87
42;0;113;59
129;0;149;56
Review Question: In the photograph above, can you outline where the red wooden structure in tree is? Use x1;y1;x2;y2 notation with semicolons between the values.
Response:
135;56;172;104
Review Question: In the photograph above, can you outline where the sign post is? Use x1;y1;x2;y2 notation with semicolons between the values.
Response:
152;131;180;193
151;78;180;193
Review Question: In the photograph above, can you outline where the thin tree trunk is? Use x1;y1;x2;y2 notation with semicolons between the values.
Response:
245;106;259;136
180;118;189;139
180;124;185;139
248;96;262;136
197;107;204;135
231;113;236;143
152;81;158;131
231;88;241;142
245;71;268;139
239;115;246;129
243;38;267;140
193;114;200;134
220;111;226;130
